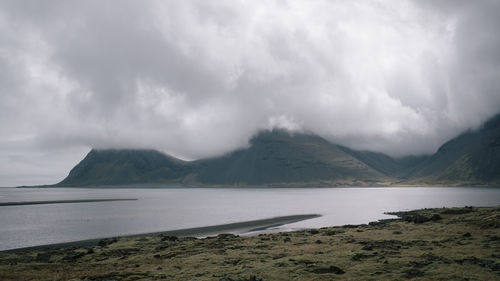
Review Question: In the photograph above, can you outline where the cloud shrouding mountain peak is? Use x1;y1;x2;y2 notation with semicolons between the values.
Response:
1;0;499;186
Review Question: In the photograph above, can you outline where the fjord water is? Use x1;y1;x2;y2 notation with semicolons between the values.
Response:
0;187;499;251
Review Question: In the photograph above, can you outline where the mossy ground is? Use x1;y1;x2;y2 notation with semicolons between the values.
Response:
1;206;499;280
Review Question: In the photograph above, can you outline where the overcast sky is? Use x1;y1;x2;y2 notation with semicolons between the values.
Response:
1;0;500;186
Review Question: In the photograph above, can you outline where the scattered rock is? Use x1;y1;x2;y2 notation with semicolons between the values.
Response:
224;258;241;265
273;261;288;267
309;265;345;274
98;237;118;247
403;213;441;224
454;256;500;271
249;275;264;281
455;256;482;266
62;251;85;262
160;235;178;242
272;253;288;260
421;253;452;264
218;233;238;240
309;229;319;235
5;206;500;281
292;259;316;265
487;235;500;241
154;245;168;251
362;244;373;251
35;252;53;263
441;207;474;214
384;251;401;256
99;248;139;259
219;274;263;281
322;230;344;236
181;237;197;241
368;218;399;227
351;253;376;261
343;224;360;228
402;268;424;278
431;214;442;221
407;260;432;268
490;263;500;271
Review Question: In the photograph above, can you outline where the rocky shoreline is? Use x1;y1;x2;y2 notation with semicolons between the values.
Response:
1;206;499;280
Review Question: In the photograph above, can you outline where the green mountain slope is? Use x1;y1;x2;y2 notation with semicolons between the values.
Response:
193;130;389;185
338;146;429;178
56;130;390;186
54;114;500;187
407;114;500;184
57;149;192;186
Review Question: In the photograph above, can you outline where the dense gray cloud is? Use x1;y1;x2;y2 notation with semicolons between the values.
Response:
1;0;499;186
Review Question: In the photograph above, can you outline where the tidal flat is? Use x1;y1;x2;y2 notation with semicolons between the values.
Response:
1;206;499;281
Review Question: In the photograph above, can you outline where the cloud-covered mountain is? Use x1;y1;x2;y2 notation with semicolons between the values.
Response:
2;1;500;187
406;114;500;184
53;115;500;187
57;130;391;187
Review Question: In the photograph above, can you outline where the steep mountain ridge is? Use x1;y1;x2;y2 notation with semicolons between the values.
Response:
338;147;429;178
58;149;192;186
54;114;500;187
407;114;500;184
56;130;391;187
192;130;389;185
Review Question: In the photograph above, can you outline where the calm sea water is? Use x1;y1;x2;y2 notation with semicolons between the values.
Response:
0;186;499;251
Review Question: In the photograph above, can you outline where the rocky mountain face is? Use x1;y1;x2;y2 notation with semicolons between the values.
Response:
58;149;192;186
406;114;500;185
56;115;500;187
192;130;389;185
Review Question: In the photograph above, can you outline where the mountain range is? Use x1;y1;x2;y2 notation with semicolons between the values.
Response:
54;114;500;187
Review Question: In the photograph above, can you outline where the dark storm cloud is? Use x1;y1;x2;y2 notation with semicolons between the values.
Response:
0;0;499;186
414;0;500;120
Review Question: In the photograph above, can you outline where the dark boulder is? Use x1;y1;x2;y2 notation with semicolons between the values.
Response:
309;265;345;274
403;213;441;224
98;237;118;247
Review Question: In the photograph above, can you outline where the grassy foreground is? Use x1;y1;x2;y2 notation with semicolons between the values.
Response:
1;207;499;281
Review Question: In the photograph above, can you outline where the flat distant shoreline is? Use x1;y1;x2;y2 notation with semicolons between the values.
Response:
0;214;320;253
0;198;137;207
